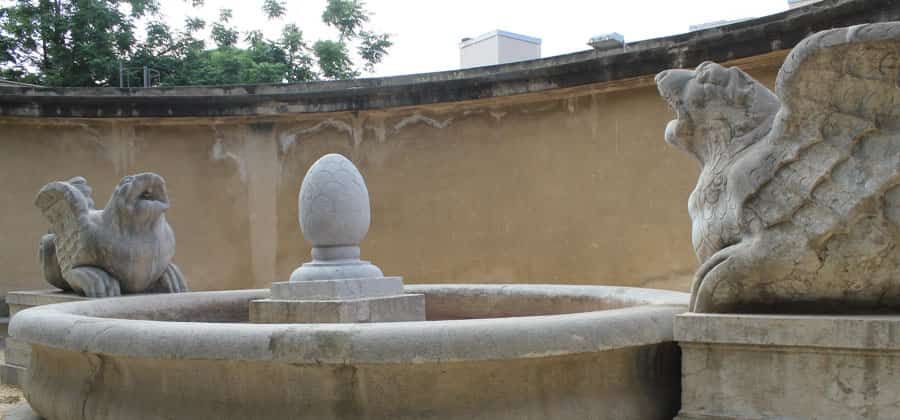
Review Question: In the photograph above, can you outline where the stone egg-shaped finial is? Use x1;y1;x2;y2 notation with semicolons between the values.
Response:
298;154;371;247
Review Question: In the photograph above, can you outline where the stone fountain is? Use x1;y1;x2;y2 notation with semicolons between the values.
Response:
8;153;688;420
8;21;900;420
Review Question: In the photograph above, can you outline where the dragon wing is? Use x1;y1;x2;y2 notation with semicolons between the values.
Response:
34;181;92;271
742;22;900;243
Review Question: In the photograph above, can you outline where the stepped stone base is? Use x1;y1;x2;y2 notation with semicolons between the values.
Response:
250;293;425;323
3;289;89;387
675;313;900;420
270;277;404;300
252;277;425;323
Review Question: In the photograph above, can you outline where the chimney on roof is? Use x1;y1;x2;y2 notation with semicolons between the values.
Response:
587;33;624;52
787;0;821;8
459;30;542;69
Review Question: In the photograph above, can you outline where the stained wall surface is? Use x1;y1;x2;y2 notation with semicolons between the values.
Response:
0;68;778;295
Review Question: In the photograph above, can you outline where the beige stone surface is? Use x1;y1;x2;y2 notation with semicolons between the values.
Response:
676;312;900;419
4;341;28;369
657;23;900;313
3;290;88;387
0;61;784;297
6;288;196;388
3;289;164;387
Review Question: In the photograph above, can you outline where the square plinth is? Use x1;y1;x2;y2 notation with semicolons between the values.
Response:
674;312;900;420
269;277;404;300
7;289;88;316
249;293;425;323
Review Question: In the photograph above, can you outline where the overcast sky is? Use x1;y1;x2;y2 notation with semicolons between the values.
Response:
161;0;792;78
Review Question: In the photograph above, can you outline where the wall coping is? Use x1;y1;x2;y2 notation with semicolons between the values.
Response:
1;0;898;118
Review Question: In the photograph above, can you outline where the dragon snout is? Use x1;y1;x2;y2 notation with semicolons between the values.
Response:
133;172;164;185
655;68;694;100
655;70;669;84
131;173;169;206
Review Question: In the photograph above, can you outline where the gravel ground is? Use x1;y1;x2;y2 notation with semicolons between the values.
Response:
0;384;23;418
0;346;25;418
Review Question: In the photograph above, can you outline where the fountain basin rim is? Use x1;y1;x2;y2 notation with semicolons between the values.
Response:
10;284;688;364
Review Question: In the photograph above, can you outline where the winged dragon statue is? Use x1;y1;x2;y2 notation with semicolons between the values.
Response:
35;173;188;297
656;23;900;313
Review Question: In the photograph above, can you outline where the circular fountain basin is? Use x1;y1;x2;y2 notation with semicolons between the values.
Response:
11;284;688;420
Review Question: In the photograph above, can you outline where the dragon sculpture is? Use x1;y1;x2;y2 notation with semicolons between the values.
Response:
35;173;188;297
656;23;900;313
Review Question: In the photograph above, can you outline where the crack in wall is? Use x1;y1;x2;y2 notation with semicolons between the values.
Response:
80;354;105;420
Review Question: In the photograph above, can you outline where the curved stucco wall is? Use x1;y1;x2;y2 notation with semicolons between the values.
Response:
1;0;897;296
0;68;775;294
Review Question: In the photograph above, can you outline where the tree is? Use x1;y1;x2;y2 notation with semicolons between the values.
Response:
1;0;159;86
0;0;393;86
322;0;367;41
210;8;237;48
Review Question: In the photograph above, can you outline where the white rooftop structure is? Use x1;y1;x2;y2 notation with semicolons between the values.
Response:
788;0;821;8
689;18;752;31
459;30;541;69
587;32;625;51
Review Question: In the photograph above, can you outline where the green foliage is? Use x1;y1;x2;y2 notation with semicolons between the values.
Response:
261;0;285;20
1;0;159;86
0;0;392;86
184;16;204;33
313;40;356;80
321;0;367;41
358;30;391;73
210;8;237;48
279;24;314;82
0;8;14;63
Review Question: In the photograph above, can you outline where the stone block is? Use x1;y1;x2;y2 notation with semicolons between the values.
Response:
3;289;90;386
250;294;425;323
675;313;900;420
0;316;8;342
0;362;25;387
7;289;86;316
5;338;30;368
270;277;404;300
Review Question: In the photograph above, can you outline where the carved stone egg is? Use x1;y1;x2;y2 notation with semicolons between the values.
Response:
298;154;371;247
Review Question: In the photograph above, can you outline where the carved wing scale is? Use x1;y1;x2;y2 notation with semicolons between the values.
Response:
34;182;90;273
742;23;900;243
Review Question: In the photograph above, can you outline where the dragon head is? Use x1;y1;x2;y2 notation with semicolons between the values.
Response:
656;62;779;165
105;173;170;230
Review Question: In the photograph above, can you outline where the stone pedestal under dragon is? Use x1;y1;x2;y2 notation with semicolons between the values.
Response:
656;23;900;313
35;173;189;297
